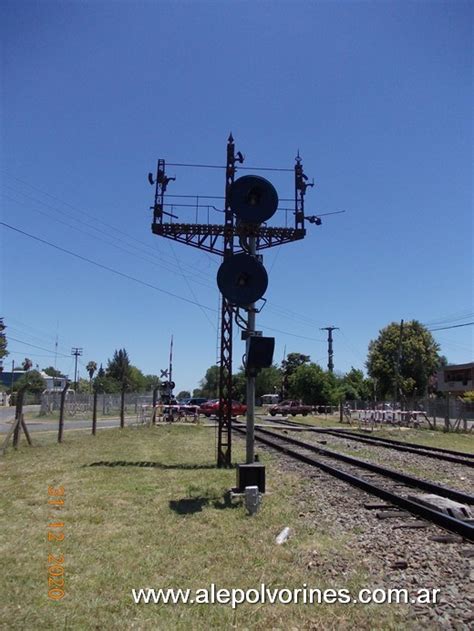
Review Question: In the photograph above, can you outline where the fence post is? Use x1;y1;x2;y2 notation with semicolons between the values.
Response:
339;399;343;424
120;388;125;428
152;386;159;425
13;389;25;449
92;389;98;436
444;393;450;433
58;381;70;443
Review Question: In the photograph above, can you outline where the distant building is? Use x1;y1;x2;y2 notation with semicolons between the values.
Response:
437;362;474;394
0;370;26;389
0;370;69;392
39;371;69;392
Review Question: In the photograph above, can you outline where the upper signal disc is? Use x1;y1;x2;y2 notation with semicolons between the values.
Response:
229;175;278;224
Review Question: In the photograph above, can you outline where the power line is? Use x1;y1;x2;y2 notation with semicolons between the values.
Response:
7;350;58;358
3;172;222;283
7;336;71;357
260;325;324;342
4;189;215;288
429;322;474;332
167;240;217;331
4;174;335;332
3;222;327;345
422;310;474;327
1;222;217;312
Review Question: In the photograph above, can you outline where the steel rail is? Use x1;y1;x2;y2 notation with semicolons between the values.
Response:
323;428;474;459
249;424;474;504
233;426;474;541
262;417;474;467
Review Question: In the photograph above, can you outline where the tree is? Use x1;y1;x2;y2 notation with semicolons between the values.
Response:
128;366;147;392
366;320;441;399
256;365;282;398
288;363;332;405
144;374;161;392
22;358;33;371
43;366;63;377
0;318;8;366
14;370;45;394
281;352;310;397
93;364;108;393
76;378;92;394
86;360;98;393
340;368;372;401
199;365;220;399
177;390;191;400
233;364;282;402
107;349;132;427
86;361;97;380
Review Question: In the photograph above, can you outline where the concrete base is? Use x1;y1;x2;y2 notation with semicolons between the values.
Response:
408;494;472;521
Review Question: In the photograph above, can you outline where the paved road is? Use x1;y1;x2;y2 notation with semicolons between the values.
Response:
0;417;138;434
0;405;40;422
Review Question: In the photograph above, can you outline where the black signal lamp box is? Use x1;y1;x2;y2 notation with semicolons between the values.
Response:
247;336;274;371
236;463;266;493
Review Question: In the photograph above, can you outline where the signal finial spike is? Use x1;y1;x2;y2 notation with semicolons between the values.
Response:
228;132;234;143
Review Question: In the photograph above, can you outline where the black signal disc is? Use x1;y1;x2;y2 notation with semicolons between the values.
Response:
217;253;268;306
229;175;278;224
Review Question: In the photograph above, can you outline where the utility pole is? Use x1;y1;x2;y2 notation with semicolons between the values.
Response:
169;335;173;401
71;347;83;391
245;236;257;464
10;359;15;393
320;326;339;373
394;319;404;405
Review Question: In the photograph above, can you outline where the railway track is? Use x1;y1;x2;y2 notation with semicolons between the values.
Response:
259;416;474;467
233;422;474;541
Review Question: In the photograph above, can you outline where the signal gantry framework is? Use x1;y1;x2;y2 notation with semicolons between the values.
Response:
149;134;316;467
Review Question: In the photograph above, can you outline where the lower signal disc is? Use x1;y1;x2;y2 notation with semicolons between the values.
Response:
217;253;268;307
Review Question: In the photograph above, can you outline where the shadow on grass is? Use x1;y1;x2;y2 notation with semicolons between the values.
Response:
86;461;219;469
169;491;237;514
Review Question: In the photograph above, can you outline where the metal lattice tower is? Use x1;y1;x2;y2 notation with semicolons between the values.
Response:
150;134;312;467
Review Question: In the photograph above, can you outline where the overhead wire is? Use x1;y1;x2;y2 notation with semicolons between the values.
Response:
3;189;215;288
422;311;474;327
428;322;473;332
3;173;333;332
7;336;71;357
2;172;219;282
1;222;217;312
167;240;217;331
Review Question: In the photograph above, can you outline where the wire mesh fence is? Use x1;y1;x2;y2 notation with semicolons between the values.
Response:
342;398;474;431
40;391;154;419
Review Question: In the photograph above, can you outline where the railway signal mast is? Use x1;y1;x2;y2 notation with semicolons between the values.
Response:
149;134;319;468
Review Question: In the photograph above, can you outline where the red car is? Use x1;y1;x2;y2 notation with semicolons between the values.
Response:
199;399;247;417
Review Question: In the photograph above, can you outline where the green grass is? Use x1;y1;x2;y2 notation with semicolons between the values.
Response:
0;425;407;630
23;411;137;422
341;427;474;454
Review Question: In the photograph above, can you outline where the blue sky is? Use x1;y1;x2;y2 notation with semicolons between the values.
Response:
1;0;472;393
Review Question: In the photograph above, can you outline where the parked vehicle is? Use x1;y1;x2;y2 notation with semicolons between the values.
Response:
189;397;209;406
268;400;312;416
199;399;247;417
